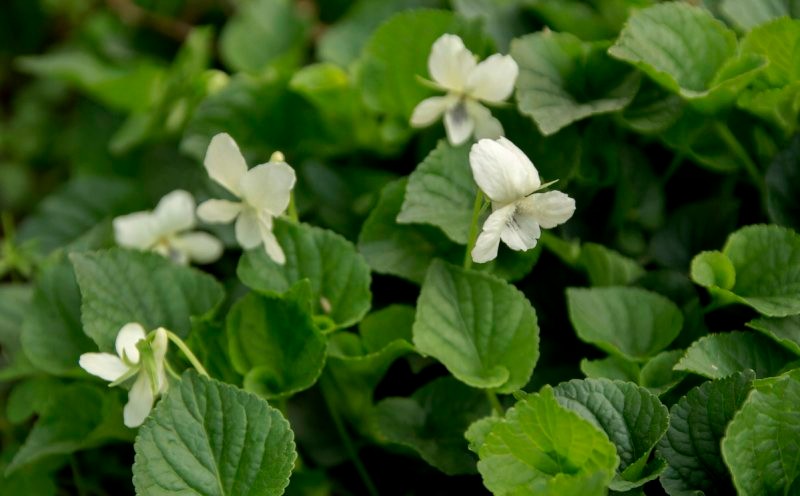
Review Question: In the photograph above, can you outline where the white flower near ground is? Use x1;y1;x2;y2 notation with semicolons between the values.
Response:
470;137;576;263
113;190;223;265
196;133;296;265
79;323;169;428
410;34;518;145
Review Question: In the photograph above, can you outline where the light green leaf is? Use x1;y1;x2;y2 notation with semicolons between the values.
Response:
567;286;683;362
639;349;687;396
359;304;415;353
70;248;224;352
238;220;372;328
374;377;490;475
675;331;794;379
578;243;644;286
747;315;800;355
722;369;800;496
658;371;754;496
525;0;653;41
227;292;326;399
512;31;639;136
413;261;539;393
690;250;736;290
720;0;790;30
133;370;297;496
475;386;619;495
580;356;640;383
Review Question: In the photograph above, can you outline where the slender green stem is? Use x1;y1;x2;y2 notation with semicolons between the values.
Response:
287;191;299;222
714;121;763;190
164;330;209;377
464;191;485;270
319;375;379;496
486;390;504;416
70;455;88;496
164;361;182;381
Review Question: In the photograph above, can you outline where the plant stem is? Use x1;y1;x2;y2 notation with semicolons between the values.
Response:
287;191;299;222
464;191;485;270
714;121;763;191
164;330;209;377
319;375;379;496
486;390;504;416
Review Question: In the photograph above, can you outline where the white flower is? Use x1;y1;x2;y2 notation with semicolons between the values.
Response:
196;133;296;265
470;137;576;263
113;190;223;265
410;34;518;145
79;324;169;428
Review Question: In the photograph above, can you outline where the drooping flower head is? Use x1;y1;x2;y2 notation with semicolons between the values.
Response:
470;137;576;263
79;324;169;428
113;190;223;265
196;133;296;264
410;34;519;145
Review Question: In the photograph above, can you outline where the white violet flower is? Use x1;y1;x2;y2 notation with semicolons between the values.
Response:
196;133;296;265
79;323;169;428
410;34;519;145
113;189;223;265
470;137;576;263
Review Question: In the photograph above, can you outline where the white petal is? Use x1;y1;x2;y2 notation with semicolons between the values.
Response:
500;205;542;251
428;34;476;91
259;221;286;265
471;204;516;264
79;353;130;382
466;54;519;103
469;138;540;204
204;133;248;196
124;373;154;428
151;328;169;393
444;103;475;145
239;162;296;216
197;199;242;223
171;232;224;264
466;101;504;140
518;190;576;229
113;212;159;250
410;96;451;127
152;190;196;234
116;323;146;364
235;209;262;249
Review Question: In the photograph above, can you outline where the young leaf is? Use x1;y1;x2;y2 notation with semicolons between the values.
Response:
70;248;224;352
675;331;794;379
413;261;539;393
567;286;683;362
747;315;800;356
238;220;372;328
658;370;754;496
722;369;800;496
133;370;296;496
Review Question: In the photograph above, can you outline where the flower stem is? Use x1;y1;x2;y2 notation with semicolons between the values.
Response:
486;390;504;416
164;330;209;377
463;190;485;270
287;191;299;222
714;121;763;191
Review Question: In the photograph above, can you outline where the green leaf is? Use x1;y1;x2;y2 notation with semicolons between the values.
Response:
766;136;800;231
618;79;685;135
639;349;687;396
690;250;736;290
227;292;326;399
578;243;644;287
658;371;754;496
512;31;639;136
747;315;800;355
553;378;668;486
474;386;619;495
187;318;242;385
525;0;652;41
580;356;640;383
452;0;527;51
0;284;31;353
413;261;539;393
238;220;372;328
374;377;490;475
359;304;415;353
133;370;297;496
70;248;224;352
567;286;683;362
722;369;800;496
397;140;474;244
719;0;790;30
675;331;794;379
6;377;61;424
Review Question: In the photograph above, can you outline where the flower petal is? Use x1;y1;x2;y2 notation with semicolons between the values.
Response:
466;54;519;103
500;206;541;251
152;190;196;234
428;34;476;91
239;162;296;215
518;190;576;229
204;133;248;196
466;101;504;140
113;212;159;250
197;199;242;223
444;102;475;145
171;231;224;264
151;328;169;393
259;221;286;265
124;373;154;428
235;209;262;249
471;204;516;263
116;323;146;364
410;96;452;127
79;353;129;382
469;137;540;204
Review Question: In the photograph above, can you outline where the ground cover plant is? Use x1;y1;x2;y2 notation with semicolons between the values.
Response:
1;0;799;494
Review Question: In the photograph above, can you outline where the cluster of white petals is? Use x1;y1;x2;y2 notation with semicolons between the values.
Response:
197;133;296;265
470;137;576;263
79;324;168;428
113;190;223;265
410;34;519;145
